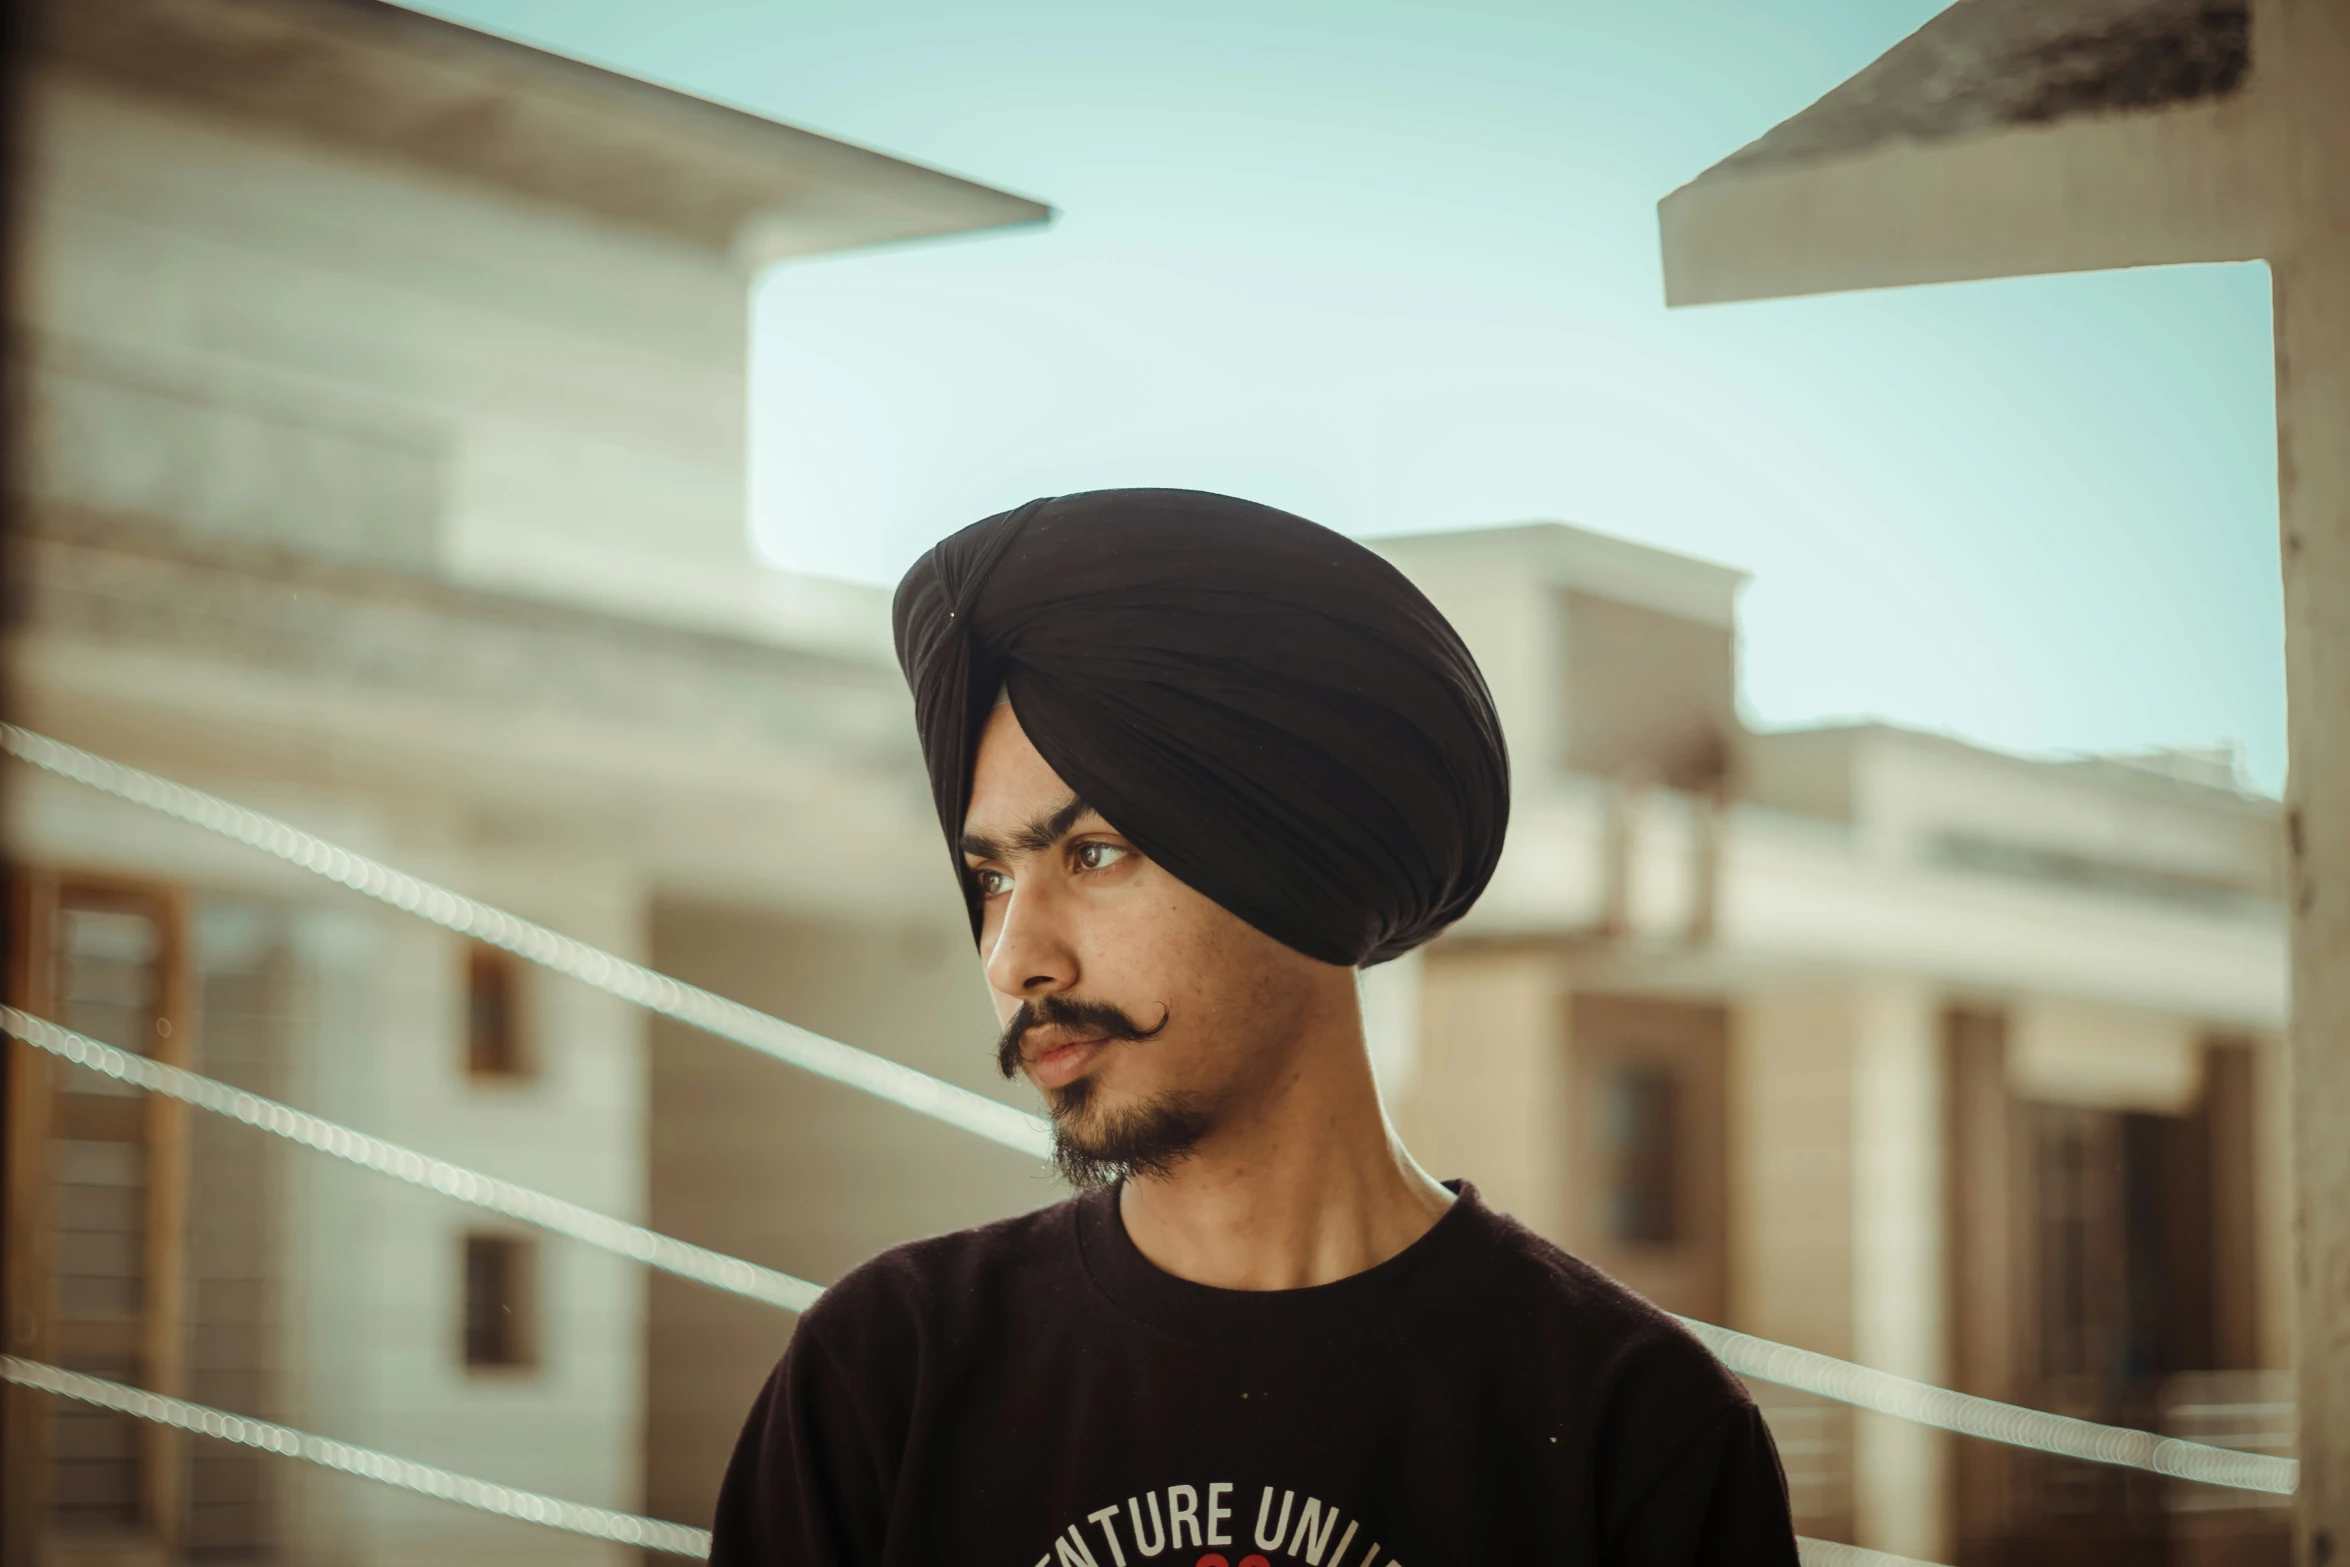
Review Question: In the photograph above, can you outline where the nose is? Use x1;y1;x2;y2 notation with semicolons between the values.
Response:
982;877;1078;1002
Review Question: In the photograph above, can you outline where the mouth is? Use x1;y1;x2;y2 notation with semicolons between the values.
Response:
1025;1033;1106;1091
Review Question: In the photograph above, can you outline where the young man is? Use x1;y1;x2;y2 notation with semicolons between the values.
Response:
711;489;1798;1565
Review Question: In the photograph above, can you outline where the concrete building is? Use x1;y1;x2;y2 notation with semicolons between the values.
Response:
1373;524;2292;1563
0;1;1044;1563
1653;0;2350;1554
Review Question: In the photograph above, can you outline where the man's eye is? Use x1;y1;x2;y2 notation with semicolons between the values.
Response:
1073;841;1127;872
972;868;1012;898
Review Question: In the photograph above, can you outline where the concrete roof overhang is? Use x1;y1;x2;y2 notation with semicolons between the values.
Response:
1658;0;2270;306
34;0;1054;263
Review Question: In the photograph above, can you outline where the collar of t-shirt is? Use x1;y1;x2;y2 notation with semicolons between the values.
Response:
1071;1178;1485;1349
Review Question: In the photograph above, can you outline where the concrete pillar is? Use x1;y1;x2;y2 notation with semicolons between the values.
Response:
1732;987;1861;1536
1733;981;1946;1550
1731;987;1858;1361
1848;981;1949;1562
2273;0;2350;1552
1402;947;1569;1240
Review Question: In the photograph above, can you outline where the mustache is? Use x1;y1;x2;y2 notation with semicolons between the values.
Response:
996;993;1171;1080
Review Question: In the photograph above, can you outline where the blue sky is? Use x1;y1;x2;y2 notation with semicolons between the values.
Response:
424;0;2287;793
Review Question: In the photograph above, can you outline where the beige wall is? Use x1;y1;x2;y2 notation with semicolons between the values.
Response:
1730;981;1948;1557
1732;986;1862;1539
1561;590;1737;791
1748;726;2281;898
1394;946;1570;1240
17;71;801;645
645;899;1053;1529
1372;524;1744;801
286;872;649;1567
1731;987;1859;1359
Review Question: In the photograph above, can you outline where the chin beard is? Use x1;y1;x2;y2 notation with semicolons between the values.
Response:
1046;1077;1215;1190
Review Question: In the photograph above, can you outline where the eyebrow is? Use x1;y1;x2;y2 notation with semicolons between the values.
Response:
960;794;1095;861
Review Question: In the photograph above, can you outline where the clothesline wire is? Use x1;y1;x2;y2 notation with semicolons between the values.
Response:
3;1005;2297;1500
0;724;1048;1159
0;729;2301;1503
1670;1318;2291;1495
3;1004;822;1312
0;1354;1917;1567
0;1356;712;1558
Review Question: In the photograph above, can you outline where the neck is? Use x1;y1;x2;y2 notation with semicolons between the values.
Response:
1115;998;1455;1291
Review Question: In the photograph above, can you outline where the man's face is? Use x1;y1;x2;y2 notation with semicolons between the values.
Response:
961;700;1337;1185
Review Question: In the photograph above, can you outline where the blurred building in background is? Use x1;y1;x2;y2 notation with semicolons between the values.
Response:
0;2;2295;1566
1376;526;2291;1565
0;0;1044;1562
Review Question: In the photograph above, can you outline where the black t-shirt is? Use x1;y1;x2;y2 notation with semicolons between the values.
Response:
710;1182;1799;1566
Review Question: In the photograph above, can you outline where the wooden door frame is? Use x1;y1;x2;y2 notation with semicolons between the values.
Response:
3;869;192;1562
3;867;62;1567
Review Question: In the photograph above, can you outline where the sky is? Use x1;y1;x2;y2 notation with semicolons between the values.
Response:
423;0;2288;793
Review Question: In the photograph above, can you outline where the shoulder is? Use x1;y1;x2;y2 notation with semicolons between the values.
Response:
1449;1189;1754;1422
791;1197;1080;1368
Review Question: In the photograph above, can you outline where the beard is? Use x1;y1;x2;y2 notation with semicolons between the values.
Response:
1044;1076;1215;1189
996;993;1208;1188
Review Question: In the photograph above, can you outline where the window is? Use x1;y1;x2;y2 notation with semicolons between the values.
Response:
464;944;527;1079
461;1233;535;1370
1568;996;1727;1322
1602;1062;1682;1247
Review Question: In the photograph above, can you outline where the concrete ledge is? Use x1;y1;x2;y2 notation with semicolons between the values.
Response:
1661;95;2270;306
34;0;1052;257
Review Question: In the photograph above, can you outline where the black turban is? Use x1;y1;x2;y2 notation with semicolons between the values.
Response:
892;488;1510;967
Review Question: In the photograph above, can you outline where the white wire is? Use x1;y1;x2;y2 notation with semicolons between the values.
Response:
0;1356;1930;1567
1797;1539;1948;1567
1;1014;1951;1567
13;996;2295;1503
1;1006;822;1314
1;1356;712;1558
0;724;1050;1160
1675;1317;2297;1497
1;729;2303;1500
